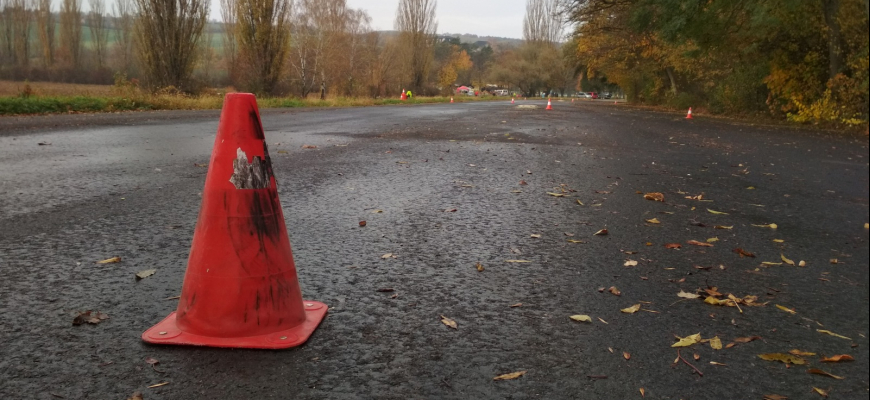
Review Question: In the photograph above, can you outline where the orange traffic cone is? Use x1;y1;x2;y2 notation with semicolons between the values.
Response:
401;89;407;101
142;93;327;349
511;98;515;104
546;98;553;110
686;107;693;119
450;97;454;103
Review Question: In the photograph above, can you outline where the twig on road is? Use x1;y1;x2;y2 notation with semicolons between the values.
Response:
677;350;703;377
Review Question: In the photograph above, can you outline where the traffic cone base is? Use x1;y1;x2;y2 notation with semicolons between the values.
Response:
143;302;327;349
142;93;326;349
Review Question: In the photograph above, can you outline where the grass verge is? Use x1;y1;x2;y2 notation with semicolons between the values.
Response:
0;94;509;116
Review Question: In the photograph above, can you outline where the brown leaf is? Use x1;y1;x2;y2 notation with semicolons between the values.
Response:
821;354;855;362
733;248;756;258
763;395;788;400
693;353;700;361
519;180;528;185
95;256;121;264
645;218;661;224
126;392;144;400
440;315;457;329
72;311;109;326
807;369;844;379
301;144;317;149
623;352;631;360
789;349;816;356
493;371;526;381
758;353;806;365
510;303;523;308
643;192;664;202
476;262;485;272
664;243;682;249
359;220;367;227
608;286;621;296
687;240;713;247
733;336;762;343
639;388;645;397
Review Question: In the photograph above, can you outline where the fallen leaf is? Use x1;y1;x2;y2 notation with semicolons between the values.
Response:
639;388;645;397
664;243;682;249
733;248;756;257
96;257;121;264
72;311;109;326
733;336;762;344
359;220;367;227
126;392;144;400
645;218;661;224
693;353;700;360
371;209;384;213
677;290;700;299
807;369;844;379
710;336;722;350
476;262;485;272
547;192;566;197
147;382;169;388
381;253;394;259
510;303;523;308
709;361;727;366
763;395;788;400
608;286;621;296
440;315;457;329
135;269;157;280
752;223;778;229
707;237;719;243
715;225;733;230
672;333;702;347
505;259;531;263
301;144;317;149
812;387;829;397
799;260;806;267
830;259;839;264
594;228;608;236
758;353;806;365
624;260;638;267
773;239;784;243
623;352;631;360
621;304;641;314
776;304;797;314
789;349;816;356
707;209;728;215
761;261;783;266
570;315;592;322
519;180;528;185
817;330;851;340
576;199;584;205
644;192;664;202
493;371;526;381
530;234;542;238
704;296;731;306
598;317;608;324
821;354;854;362
567;239;586;243
687;240;713;247
781;254;795;266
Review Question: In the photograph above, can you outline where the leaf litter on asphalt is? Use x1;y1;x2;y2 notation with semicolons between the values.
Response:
493;371;526;381
440;315;457;329
72;311;109;326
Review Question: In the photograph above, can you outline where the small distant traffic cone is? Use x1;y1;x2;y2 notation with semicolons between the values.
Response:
511;98;515;104
142;93;327;349
450;97;454;103
686;107;693;119
401;89;407;101
572;98;575;103
546;98;553;110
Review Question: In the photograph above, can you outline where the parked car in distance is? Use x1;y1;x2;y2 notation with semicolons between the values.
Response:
589;92;599;99
603;92;612;99
576;92;590;98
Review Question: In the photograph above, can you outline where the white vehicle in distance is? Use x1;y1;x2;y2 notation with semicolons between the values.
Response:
576;92;591;98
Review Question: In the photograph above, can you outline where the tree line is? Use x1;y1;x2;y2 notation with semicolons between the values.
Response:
563;0;869;125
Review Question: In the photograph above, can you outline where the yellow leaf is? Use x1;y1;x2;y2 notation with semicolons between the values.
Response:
639;388;645;397
776;304;797;314
747;186;755;190
493;371;526;381
799;260;806;267
643;192;664;202
781;254;795;266
570;315;592;322
709;361;727;366
505;260;531;263
621;304;641;314
714;225;733;229
817;329;851;340
567;239;586;243
761;262;783;266
598;317;608;324
440;315;457;329
704;296;731;306
547;192;565;197
645;218;660;224
865;223;869;229
677;290;700;299
821;354;855;362
813;387;828;397
807;368;844;379
96;256;122;264
772;239;784;243
752;223;777;229
710;336;722;350
594;228;608;236
530;234;542;238
624;260;638;267
707;209;728;215
672;333;702;347
706;237;719;243
476;262;484;272
788;349;816;356
757;353;806;365
576;199;584;205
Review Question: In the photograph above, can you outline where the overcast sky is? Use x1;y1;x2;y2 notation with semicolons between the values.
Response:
208;0;528;39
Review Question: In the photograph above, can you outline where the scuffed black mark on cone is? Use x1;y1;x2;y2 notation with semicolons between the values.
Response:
230;148;273;189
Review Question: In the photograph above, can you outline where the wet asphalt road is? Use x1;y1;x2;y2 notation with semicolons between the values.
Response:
1;100;868;400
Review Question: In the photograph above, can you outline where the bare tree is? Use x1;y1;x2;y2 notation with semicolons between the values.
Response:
35;0;53;68
233;0;291;95
523;0;563;45
88;0;109;68
219;0;237;86
113;0;135;73
133;0;209;91
59;0;82;68
9;0;30;68
1;0;13;64
394;0;436;93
